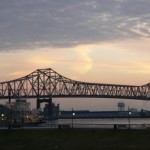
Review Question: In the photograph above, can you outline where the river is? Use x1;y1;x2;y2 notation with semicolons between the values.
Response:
58;118;150;125
38;118;150;129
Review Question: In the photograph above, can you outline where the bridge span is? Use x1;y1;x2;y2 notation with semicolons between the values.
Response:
0;68;150;108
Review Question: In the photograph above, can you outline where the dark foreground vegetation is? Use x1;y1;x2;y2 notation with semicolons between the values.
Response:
0;128;150;150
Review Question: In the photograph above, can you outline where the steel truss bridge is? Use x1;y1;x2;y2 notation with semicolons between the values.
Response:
0;68;150;108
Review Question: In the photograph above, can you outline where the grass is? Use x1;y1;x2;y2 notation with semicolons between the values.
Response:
0;128;150;150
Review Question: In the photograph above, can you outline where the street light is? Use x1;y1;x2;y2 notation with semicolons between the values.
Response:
72;108;75;128
128;108;131;129
21;109;24;129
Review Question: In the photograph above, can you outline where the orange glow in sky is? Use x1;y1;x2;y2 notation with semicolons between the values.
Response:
1;39;150;86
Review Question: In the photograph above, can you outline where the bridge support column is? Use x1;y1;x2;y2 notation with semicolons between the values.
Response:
37;97;53;116
37;98;40;109
8;86;11;104
8;96;11;105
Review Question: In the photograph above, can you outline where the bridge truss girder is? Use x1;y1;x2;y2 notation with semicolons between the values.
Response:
0;68;150;100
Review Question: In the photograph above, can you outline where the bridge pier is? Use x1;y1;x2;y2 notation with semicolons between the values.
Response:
37;98;40;110
8;98;11;104
37;97;53;116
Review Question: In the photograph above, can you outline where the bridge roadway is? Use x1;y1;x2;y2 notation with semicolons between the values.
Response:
0;68;150;108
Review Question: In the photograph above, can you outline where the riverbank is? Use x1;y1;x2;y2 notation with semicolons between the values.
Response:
0;129;150;150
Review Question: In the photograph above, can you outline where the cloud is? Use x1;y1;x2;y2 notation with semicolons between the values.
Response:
0;0;150;51
72;47;93;75
0;46;92;81
27;46;93;75
130;22;150;37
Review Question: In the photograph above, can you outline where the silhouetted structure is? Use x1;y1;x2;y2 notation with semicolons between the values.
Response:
59;110;150;119
118;102;125;111
0;68;150;109
43;102;59;117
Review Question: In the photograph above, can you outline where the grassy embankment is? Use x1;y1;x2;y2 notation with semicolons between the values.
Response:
0;128;150;150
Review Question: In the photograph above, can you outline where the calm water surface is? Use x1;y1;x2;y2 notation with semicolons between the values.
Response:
57;118;150;125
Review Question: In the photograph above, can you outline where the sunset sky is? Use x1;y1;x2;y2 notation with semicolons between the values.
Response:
0;0;150;111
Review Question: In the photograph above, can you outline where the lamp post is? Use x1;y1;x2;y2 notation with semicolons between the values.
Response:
72;108;75;128
128;107;131;129
21;109;24;129
7;103;13;130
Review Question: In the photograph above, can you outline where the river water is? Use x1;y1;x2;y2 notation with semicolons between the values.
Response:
57;118;150;125
42;118;149;129
37;118;150;129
